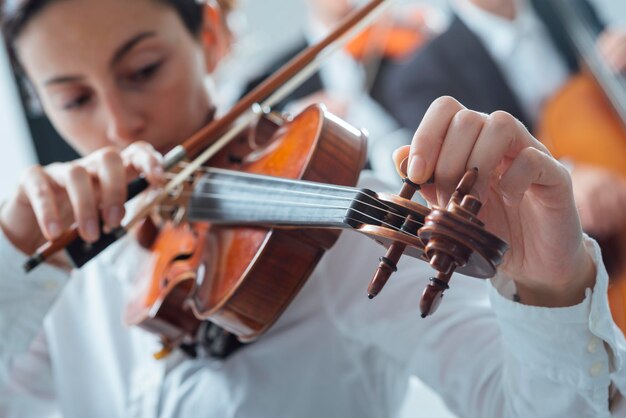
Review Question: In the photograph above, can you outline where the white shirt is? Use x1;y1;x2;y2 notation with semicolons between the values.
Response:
453;0;570;125
0;175;624;418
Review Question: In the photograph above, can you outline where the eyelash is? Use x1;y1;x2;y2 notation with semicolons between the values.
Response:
63;94;92;111
127;60;163;83
62;61;164;111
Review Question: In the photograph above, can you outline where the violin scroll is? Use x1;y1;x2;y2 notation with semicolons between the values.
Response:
369;168;509;318
418;168;481;317
367;177;422;298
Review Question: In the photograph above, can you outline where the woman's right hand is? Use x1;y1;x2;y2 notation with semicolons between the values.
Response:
0;142;164;257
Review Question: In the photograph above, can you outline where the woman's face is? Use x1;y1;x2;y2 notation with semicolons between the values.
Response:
15;0;213;155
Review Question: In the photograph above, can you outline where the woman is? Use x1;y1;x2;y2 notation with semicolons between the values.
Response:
0;1;622;417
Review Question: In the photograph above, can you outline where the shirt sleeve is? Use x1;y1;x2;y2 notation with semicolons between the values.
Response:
486;235;625;417
319;223;625;418
0;229;69;385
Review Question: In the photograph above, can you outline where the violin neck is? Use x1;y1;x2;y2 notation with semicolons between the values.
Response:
187;168;384;230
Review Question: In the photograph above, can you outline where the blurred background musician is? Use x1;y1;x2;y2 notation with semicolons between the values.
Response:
242;0;444;186
378;0;626;308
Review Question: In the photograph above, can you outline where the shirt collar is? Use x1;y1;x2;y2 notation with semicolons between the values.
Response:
452;0;536;60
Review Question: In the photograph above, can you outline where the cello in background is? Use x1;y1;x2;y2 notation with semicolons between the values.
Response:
537;0;626;331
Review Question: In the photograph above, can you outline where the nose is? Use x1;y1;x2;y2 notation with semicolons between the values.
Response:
102;93;146;147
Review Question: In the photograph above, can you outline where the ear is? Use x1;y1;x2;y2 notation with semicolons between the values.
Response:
200;1;232;74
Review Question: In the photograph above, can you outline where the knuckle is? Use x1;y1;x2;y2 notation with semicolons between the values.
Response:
451;109;483;131
101;185;124;206
67;164;88;182
133;140;152;150
74;198;95;218
98;147;123;166
32;182;52;201
518;147;543;171
487;110;516;130
21;164;44;183
432;96;462;112
125;141;153;156
522;146;544;163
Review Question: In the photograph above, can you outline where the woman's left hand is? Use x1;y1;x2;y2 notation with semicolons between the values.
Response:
393;97;596;307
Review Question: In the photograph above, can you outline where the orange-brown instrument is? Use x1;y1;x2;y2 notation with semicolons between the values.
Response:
124;104;507;355
24;0;509;355
537;1;626;329
344;6;430;61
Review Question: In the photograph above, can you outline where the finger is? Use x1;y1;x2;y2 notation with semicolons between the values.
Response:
84;148;126;229
392;145;438;205
21;166;63;240
498;147;571;207
62;164;100;242
392;145;410;177
467;111;549;201
121;141;164;185
408;96;465;184
433;109;486;205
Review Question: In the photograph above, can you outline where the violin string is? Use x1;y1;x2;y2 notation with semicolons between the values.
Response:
158;166;429;236
157;177;427;240
167;174;416;226
169;164;412;218
159;198;425;244
175;191;424;233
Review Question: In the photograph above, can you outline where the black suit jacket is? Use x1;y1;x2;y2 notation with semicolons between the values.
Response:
377;0;604;133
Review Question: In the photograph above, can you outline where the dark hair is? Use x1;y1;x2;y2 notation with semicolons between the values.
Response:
1;0;204;52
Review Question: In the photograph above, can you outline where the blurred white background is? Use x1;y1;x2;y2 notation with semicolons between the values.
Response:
0;0;625;416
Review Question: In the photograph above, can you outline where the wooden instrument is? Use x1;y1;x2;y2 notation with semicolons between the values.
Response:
537;0;626;329
23;0;509;355
124;105;508;355
345;6;430;61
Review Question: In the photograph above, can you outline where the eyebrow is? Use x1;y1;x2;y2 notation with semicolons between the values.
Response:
110;31;157;66
44;31;158;86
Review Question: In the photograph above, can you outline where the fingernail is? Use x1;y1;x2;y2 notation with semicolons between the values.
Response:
408;156;426;182
86;219;100;242
47;222;61;239
107;206;123;227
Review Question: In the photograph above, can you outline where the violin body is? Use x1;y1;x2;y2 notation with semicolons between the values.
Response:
126;105;368;346
537;73;626;331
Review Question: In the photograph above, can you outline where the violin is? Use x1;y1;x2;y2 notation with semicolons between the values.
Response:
123;104;507;356
24;0;509;355
536;0;626;331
